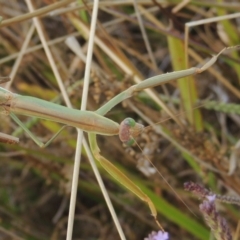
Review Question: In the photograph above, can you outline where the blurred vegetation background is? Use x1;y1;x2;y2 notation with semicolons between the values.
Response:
0;0;240;239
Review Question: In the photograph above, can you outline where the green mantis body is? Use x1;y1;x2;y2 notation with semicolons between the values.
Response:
0;46;238;229
0;87;120;136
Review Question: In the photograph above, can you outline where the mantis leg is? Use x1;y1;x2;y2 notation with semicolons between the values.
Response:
88;132;164;230
96;46;240;116
10;113;67;148
0;132;19;144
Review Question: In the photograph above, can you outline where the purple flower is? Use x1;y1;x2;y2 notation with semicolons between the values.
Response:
206;194;216;203
144;230;169;240
200;195;232;240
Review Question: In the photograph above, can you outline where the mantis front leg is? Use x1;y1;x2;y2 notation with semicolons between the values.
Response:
88;131;164;230
89;118;165;229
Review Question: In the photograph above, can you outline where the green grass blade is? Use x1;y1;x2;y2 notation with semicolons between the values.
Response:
167;37;203;131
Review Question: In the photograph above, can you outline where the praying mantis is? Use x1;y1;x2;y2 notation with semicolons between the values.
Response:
0;46;239;229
